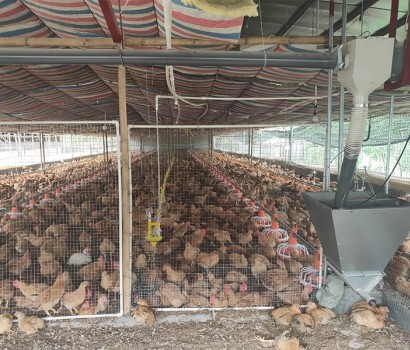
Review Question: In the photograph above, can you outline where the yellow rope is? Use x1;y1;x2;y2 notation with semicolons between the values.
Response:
159;156;175;216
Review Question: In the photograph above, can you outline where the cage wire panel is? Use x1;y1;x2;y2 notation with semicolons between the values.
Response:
129;126;321;310
0;122;122;319
214;114;410;310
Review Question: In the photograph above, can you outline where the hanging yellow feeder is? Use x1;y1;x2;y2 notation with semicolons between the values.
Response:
146;220;162;247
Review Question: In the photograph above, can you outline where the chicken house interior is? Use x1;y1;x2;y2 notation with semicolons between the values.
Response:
0;0;410;349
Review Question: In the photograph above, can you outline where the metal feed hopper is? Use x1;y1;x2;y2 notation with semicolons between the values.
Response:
304;191;410;301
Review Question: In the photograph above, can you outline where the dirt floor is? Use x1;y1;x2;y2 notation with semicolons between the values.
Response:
2;310;410;350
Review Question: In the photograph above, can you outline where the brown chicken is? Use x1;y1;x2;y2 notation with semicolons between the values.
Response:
225;270;248;284
160;283;187;307
134;253;147;270
35;271;70;317
291;313;315;333
211;229;232;245
0;313;13;335
7;250;31;276
260;269;296;292
257;232;277;248
395;276;410;297
351;300;390;317
13;280;49;302
78;294;109;315
162;263;186;285
183;242;200;265
133;299;155;325
250;254;271;280
60;281;89;314
39;258;61;278
14;296;38;309
169;221;191;239
209;290;229;308
156;238;181;255
351;308;386;329
238;230;253;247
0;279;14;308
228;253;248;268
78;255;106;282
256;331;305;350
100;270;120;299
275;330;305;350
185;229;206;247
14;311;45;334
196;251;219;270
186;293;211;307
99;238;116;261
306;301;336;325
271;304;301;326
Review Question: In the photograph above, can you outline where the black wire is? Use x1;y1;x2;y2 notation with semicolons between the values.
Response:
353;133;410;207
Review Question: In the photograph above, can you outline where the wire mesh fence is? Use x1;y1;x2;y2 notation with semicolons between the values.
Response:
129;127;322;310
213;109;410;310
0;122;122;319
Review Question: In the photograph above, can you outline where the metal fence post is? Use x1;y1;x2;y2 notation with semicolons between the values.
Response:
385;95;394;194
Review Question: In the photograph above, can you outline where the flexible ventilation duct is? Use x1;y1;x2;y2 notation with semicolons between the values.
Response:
334;38;395;208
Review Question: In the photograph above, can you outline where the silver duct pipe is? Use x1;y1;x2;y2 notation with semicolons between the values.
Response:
333;98;369;208
0;48;338;68
333;38;394;208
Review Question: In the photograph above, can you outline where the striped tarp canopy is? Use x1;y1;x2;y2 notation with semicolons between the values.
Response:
0;0;407;125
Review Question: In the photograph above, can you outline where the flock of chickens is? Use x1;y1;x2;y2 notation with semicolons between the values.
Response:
0;144;407;342
0;154;121;320
130;151;323;311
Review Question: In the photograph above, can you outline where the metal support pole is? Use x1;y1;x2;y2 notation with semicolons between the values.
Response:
70;134;74;160
289;126;293;165
16;132;23;168
119;65;131;315
248;129;251;162
324;2;334;192
338;0;347;176
385;95;394;194
105;132;108;162
250;129;254;163
39;132;45;170
210;131;214;158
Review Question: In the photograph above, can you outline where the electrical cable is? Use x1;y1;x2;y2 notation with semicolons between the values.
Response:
353;133;410;207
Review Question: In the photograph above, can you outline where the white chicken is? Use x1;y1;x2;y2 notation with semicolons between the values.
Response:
67;246;92;266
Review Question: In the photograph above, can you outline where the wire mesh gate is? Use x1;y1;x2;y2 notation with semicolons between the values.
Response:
0;121;123;319
129;125;321;310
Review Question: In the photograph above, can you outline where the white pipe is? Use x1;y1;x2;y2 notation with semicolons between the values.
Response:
155;306;273;312
0;121;118;126
155;94;330;107
38;312;122;321
129;124;283;129
318;246;324;288
155;106;162;219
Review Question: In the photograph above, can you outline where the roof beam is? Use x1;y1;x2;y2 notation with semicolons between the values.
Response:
321;0;380;36
98;0;122;43
0;35;354;48
275;0;317;36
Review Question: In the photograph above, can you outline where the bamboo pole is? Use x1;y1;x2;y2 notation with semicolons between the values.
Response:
0;35;354;48
119;65;132;315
